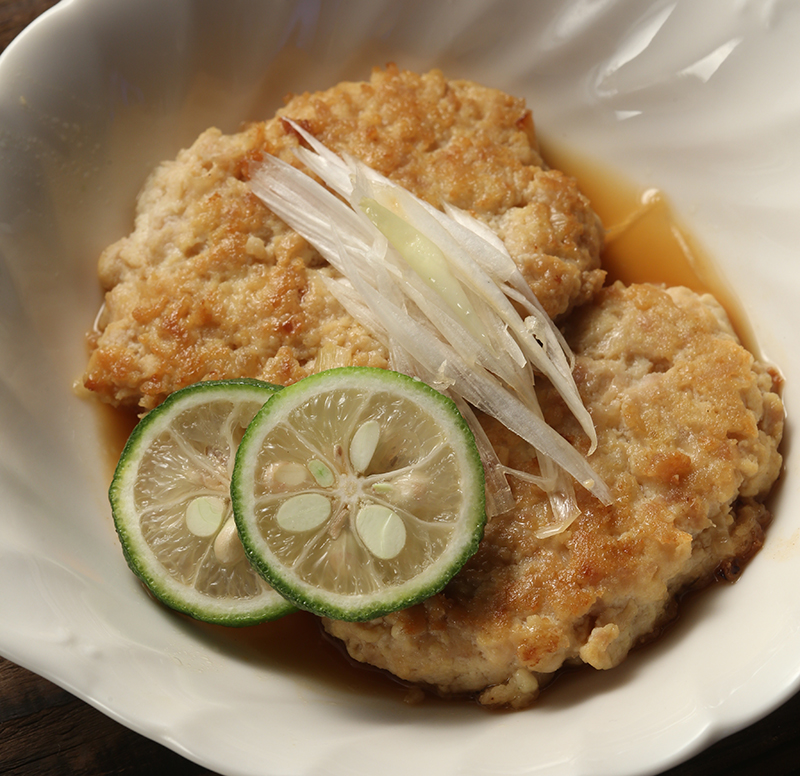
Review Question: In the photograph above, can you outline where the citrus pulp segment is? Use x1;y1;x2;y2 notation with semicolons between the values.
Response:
231;367;486;621
109;378;297;625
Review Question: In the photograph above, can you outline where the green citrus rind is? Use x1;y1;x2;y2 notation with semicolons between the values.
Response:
110;378;297;626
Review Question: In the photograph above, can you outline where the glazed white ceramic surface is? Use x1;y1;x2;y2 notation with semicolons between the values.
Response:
1;1;799;775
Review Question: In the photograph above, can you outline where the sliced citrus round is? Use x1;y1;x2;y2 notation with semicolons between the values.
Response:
231;367;486;622
109;378;296;626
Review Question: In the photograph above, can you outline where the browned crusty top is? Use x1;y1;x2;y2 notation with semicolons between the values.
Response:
83;65;604;410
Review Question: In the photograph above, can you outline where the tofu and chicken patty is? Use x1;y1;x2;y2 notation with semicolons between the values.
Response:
83;66;784;709
83;64;604;411
325;283;783;707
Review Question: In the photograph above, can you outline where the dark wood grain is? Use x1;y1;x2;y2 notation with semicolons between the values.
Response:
0;657;215;776
0;0;57;50
2;2;799;775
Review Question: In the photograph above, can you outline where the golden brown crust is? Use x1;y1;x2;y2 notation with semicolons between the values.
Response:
83;65;604;410
324;283;783;708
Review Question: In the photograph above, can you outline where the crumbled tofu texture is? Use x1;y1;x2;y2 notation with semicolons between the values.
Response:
83;64;604;410
324;283;783;708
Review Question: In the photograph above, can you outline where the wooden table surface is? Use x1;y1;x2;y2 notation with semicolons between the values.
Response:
2;1;800;774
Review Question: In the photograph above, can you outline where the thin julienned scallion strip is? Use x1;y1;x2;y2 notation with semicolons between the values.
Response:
248;122;611;534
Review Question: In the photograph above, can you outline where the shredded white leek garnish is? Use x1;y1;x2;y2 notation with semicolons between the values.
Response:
248;121;611;534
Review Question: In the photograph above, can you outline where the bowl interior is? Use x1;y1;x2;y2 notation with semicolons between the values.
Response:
1;2;799;775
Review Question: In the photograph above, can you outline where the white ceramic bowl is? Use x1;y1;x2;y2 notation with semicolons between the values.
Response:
1;2;799;775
